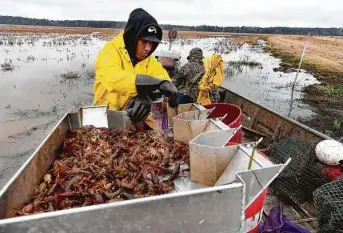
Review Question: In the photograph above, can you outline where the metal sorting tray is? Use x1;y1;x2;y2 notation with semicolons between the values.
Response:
172;108;229;144
189;129;290;206
0;106;289;233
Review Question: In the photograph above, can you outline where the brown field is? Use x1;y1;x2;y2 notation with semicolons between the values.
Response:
0;25;230;38
265;35;343;77
0;24;260;39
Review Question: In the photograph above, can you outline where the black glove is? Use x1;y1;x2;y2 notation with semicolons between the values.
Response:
126;95;152;123
147;90;163;102
136;75;179;108
159;81;179;108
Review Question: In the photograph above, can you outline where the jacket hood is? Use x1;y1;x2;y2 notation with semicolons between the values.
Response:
187;47;204;62
123;8;163;65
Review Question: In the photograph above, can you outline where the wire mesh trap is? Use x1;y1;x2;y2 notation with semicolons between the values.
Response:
268;136;331;204
314;176;343;233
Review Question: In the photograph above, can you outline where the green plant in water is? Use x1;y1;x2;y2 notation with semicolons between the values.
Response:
228;55;262;68
333;119;342;132
327;86;343;95
60;70;81;80
86;70;95;80
328;86;335;95
228;60;262;68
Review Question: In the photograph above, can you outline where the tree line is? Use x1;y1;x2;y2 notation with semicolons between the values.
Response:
1;15;342;36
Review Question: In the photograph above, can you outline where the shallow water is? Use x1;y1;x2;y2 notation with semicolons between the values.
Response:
0;34;105;187
157;37;319;118
0;34;319;188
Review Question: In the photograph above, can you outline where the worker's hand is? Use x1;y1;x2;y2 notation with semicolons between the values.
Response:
147;90;163;102
126;95;152;123
159;81;179;108
135;75;179;108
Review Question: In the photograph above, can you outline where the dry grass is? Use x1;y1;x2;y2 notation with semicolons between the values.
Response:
60;70;80;80
1;60;15;71
0;24;120;37
231;35;264;45
265;35;343;76
0;24;263;40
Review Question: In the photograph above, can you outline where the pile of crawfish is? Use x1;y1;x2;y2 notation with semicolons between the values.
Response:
16;126;189;216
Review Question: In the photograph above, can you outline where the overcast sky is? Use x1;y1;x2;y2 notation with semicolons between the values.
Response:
1;0;342;27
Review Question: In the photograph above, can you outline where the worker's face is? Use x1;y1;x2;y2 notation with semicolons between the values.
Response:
135;38;153;60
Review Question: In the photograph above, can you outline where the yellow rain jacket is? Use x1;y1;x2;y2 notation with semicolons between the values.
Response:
93;33;170;110
197;54;224;105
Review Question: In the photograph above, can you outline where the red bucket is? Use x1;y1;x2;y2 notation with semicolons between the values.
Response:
245;189;267;233
224;142;267;232
204;103;242;143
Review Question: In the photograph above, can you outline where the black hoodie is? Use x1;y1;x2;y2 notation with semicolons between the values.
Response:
123;8;163;66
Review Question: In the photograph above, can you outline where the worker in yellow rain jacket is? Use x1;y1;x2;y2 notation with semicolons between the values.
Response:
93;8;179;123
197;54;224;105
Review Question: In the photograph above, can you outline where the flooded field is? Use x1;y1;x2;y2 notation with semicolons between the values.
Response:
0;34;105;187
160;38;319;118
0;33;319;188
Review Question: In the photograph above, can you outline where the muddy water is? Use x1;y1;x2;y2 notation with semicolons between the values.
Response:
0;35;318;188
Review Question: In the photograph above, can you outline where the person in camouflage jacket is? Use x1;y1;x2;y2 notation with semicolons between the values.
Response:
173;47;220;103
173;47;204;102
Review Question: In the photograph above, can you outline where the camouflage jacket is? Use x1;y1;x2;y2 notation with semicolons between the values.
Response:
173;60;205;100
173;63;220;102
172;48;220;103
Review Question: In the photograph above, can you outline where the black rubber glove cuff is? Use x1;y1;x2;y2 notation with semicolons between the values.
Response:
135;74;179;108
159;81;179;108
135;74;166;96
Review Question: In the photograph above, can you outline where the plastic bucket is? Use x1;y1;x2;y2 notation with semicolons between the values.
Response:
204;103;243;143
245;189;267;233
224;142;267;232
